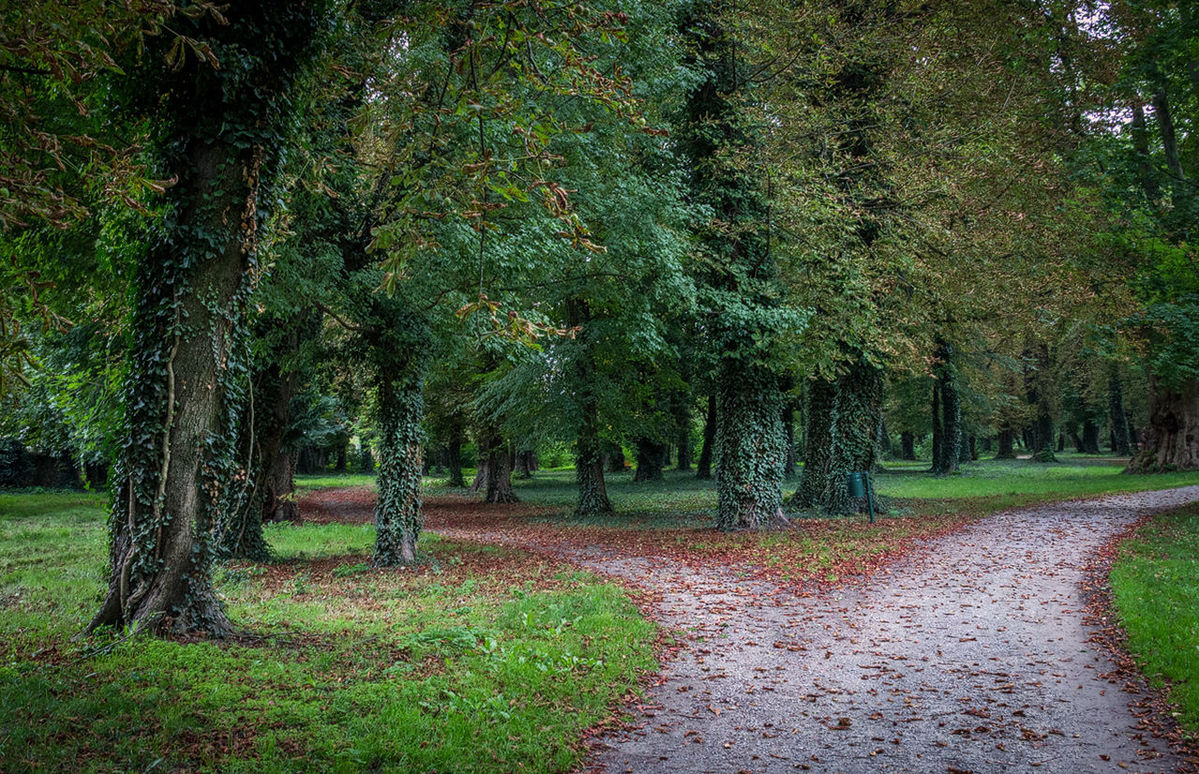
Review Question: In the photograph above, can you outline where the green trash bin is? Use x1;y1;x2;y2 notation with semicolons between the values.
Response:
846;471;866;498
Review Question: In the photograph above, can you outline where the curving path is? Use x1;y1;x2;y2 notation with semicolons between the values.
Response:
436;486;1199;773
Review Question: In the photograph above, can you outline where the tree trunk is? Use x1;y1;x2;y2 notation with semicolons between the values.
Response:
633;438;667;482
793;357;883;514
794;378;848;513
1152;86;1186;181
1130;101;1160;201
900;431;916;461
931;380;943;470
221;338;297;560
88;3;327;636
932;342;962;475
717;367;786;529
675;399;693;471
996;425;1016;459
1081;419;1101;455
1026;345;1057;463
783;399;798;478
603;442;626;473
1110;370;1133;456
446;428;465;487
515;449;534;479
470;457;487;492
373;363;425;566
696;392;716;480
479;431;518;503
1126;377;1199;472
574;399;612;517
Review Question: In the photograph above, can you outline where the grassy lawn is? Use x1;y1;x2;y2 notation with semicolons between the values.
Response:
1110;502;1199;739
305;452;1199;526
0;492;657;773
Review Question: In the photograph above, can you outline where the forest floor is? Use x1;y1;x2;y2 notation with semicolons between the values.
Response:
298;476;1199;773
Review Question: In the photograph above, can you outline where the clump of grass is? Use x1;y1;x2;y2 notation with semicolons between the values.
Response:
1110;503;1199;737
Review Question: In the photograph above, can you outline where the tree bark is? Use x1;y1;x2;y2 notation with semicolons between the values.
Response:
900;431;916;461
478;430;518;503
716;367;786;529
1109;370;1133;456
88;2;327;635
373;362;424;565
446;427;465;487
696;392;716;480
932;341;962;475
633;438;667;482
996;425;1016;459
675;398;693;471
1126;377;1199;472
783;399;798;478
574;399;613;517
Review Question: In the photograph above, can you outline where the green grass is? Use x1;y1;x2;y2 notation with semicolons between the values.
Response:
875;453;1199;506
304;454;1199;527
1110;503;1199;738
0;492;657;773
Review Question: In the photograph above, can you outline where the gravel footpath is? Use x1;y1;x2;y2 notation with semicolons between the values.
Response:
576;486;1199;774
442;486;1199;773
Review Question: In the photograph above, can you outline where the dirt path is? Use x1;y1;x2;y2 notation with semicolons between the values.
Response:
433;487;1199;773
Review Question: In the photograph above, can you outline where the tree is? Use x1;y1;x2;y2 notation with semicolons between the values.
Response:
88;1;334;635
678;0;799;530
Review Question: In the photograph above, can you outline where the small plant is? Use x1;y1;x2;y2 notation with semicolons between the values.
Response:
332;562;370;578
289;571;310;596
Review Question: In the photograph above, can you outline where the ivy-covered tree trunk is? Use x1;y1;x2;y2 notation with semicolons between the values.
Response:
373;364;424;565
88;2;328;636
794;378;848;513
220;351;298;560
1126;377;1199;472
783;400;798;479
716;367;786;529
931;381;943;470
696;393;716;480
1109;370;1133;456
794;356;883;513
